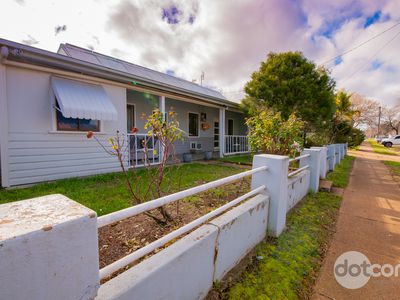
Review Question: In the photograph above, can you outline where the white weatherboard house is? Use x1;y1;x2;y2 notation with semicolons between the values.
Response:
0;38;249;188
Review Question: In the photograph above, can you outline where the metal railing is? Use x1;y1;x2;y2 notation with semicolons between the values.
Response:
289;154;310;163
97;165;268;280
224;135;250;155
288;154;310;177
288;165;309;177
127;133;162;167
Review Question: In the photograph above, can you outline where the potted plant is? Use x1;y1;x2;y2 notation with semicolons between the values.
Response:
183;152;192;162
204;150;213;160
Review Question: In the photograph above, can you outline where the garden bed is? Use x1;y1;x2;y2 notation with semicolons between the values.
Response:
98;178;250;274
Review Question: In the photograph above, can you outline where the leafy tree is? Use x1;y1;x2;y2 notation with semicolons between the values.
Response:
330;90;355;142
246;108;304;156
242;52;336;132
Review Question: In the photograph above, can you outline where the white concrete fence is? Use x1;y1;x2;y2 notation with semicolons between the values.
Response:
0;143;347;300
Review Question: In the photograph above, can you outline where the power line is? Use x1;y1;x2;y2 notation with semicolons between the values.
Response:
321;21;400;65
341;28;400;83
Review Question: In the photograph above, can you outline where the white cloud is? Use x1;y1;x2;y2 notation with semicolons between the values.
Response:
0;0;399;106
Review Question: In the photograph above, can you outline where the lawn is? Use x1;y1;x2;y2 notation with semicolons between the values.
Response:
384;161;400;182
368;139;399;156
215;152;355;300
326;156;355;188
0;163;245;216
227;192;342;300
219;154;254;165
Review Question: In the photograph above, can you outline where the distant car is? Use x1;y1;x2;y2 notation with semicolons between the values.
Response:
381;135;400;147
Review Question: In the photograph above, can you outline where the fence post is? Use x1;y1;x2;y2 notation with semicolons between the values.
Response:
300;148;321;192
251;154;289;237
335;144;340;165
0;194;100;300
327;144;335;171
311;146;328;179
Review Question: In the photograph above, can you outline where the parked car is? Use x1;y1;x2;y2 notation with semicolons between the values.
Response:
381;135;400;147
376;136;386;143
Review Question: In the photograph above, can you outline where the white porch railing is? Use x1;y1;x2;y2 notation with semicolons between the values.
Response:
224;135;250;155
127;133;162;167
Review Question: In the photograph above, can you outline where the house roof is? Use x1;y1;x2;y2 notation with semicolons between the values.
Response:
59;43;226;102
0;38;240;109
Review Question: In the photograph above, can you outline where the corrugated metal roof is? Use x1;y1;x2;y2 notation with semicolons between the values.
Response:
59;43;226;102
51;76;118;120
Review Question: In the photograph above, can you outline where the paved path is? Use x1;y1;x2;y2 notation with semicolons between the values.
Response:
312;142;400;299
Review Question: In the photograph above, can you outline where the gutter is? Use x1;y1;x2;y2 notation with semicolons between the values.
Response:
0;38;241;110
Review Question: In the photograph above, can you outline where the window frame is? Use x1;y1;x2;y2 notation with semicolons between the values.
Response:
213;121;220;149
188;112;200;137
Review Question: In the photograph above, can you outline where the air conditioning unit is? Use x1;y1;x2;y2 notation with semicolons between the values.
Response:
190;142;202;150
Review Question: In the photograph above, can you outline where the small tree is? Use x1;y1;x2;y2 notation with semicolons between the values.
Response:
87;109;183;225
246;108;304;156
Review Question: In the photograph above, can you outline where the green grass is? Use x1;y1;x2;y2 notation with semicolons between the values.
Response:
326;156;355;188
368;139;399;156
224;152;355;300
219;154;254;165
384;161;400;178
0;163;243;216
227;192;342;300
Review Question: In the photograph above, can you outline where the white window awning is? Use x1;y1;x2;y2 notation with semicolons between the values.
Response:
51;77;118;121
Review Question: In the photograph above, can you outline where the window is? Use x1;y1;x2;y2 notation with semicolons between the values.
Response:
127;104;135;132
55;100;100;132
214;121;219;148
188;112;199;137
228;119;234;135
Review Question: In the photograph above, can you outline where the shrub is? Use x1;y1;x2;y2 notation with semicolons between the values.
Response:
246;109;304;156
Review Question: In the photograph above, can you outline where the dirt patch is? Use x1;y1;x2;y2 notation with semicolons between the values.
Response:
98;178;250;281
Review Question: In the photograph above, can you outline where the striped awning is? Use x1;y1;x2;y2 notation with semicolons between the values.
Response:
51;77;118;121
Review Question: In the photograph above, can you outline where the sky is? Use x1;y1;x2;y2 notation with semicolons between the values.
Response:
1;0;400;107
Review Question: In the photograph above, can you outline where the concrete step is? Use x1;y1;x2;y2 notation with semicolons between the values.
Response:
319;180;333;192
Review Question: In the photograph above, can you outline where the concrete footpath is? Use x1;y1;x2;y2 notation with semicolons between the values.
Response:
312;142;400;299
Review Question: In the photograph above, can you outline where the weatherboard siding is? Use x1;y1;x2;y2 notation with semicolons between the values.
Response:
6;66;125;186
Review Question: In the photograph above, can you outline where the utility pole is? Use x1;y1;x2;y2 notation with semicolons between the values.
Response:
200;71;204;86
377;106;382;138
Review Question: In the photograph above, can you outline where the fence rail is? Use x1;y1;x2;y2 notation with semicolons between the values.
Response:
99;185;266;280
289;153;310;163
97;165;268;228
98;165;268;279
224;135;250;155
288;165;309;177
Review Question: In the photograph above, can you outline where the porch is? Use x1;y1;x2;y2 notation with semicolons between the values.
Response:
125;89;250;167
